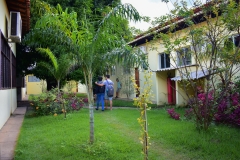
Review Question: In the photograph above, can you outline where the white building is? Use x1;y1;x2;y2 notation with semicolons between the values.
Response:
0;0;30;129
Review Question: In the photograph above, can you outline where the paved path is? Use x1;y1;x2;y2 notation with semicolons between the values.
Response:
0;105;27;160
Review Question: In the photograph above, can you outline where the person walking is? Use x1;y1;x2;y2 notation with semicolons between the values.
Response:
95;76;105;111
115;78;121;98
95;75;114;110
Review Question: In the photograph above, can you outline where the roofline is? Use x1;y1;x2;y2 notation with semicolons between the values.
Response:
128;1;223;46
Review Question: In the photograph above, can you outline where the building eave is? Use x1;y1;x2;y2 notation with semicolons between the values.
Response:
6;0;30;35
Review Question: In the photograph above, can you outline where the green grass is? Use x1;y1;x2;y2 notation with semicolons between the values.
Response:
15;108;240;160
75;93;88;98
112;99;157;108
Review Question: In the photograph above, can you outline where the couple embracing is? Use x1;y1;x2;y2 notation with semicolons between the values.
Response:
95;75;114;111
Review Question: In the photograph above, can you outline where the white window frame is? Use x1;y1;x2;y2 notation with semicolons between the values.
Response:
28;76;41;82
111;66;116;76
229;34;240;48
139;46;147;54
159;52;170;69
176;47;191;66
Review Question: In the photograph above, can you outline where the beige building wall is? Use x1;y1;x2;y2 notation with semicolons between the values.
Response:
0;0;17;129
77;82;87;94
114;65;136;99
26;75;88;95
0;1;16;55
26;75;46;95
136;21;215;106
62;80;79;93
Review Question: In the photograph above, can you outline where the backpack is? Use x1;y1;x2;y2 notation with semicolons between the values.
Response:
96;81;105;93
106;80;114;97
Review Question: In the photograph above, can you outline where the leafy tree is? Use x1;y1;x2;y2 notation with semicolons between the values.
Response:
155;0;240;130
18;0;133;89
24;3;145;144
18;0;61;89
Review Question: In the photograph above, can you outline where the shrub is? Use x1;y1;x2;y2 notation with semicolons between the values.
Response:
167;108;180;120
187;86;215;130
184;108;194;120
214;83;240;126
29;88;87;116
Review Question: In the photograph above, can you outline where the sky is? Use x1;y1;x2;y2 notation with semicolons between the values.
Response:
121;0;173;31
121;0;194;31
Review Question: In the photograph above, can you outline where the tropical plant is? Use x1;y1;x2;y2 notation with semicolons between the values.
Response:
36;48;75;92
24;2;146;144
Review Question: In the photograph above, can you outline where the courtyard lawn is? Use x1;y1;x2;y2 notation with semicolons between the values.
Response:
15;108;240;160
111;98;157;108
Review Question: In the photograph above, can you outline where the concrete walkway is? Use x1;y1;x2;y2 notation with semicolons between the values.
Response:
0;102;28;160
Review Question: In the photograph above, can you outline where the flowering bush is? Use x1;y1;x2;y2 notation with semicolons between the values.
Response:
29;88;86;116
187;83;240;127
214;82;240;126
187;86;215;130
167;108;180;120
184;108;194;120
64;92;86;111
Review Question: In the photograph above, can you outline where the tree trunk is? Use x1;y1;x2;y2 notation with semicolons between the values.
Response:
83;69;95;144
143;104;148;160
57;80;60;93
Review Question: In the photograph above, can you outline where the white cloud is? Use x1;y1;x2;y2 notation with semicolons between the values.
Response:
121;0;172;31
121;0;195;31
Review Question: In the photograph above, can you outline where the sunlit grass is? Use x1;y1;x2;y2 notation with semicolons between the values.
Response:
15;108;240;160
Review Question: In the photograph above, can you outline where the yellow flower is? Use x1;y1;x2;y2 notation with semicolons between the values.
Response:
36;107;39;110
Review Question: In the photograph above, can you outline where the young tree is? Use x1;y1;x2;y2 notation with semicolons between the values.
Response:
24;3;146;144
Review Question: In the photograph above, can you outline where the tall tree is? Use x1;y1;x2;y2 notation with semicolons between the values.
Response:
18;0;132;89
24;3;145;144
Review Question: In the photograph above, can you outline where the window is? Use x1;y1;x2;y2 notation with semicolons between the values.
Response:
233;36;240;47
5;17;8;38
111;66;116;76
224;35;240;52
232;35;240;47
226;35;240;49
176;47;191;66
12;54;16;88
137;46;148;71
1;31;11;89
139;46;147;54
28;76;41;82
123;67;131;74
159;53;170;69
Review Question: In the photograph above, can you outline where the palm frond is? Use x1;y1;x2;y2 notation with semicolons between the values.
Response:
36;48;58;71
38;61;56;79
103;45;149;69
94;3;141;41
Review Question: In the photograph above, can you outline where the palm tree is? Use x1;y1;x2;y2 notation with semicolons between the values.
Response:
25;3;146;144
36;48;75;92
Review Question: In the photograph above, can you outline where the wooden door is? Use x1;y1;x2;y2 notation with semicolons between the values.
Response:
135;68;140;97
